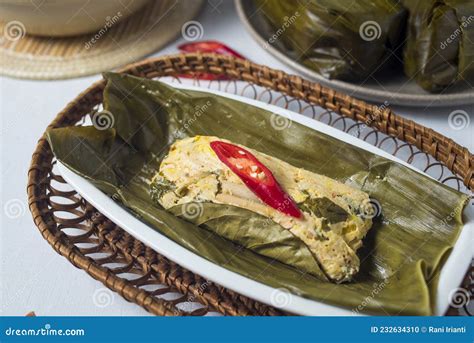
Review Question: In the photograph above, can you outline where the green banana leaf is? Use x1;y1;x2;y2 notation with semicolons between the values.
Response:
46;72;468;315
403;0;474;92
167;203;329;281
255;0;407;80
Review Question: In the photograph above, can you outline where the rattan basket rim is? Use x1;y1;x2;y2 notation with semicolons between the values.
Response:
27;53;473;316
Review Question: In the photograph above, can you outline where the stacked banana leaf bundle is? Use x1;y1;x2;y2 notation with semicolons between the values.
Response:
257;0;474;92
256;0;407;81
404;0;474;92
47;73;468;315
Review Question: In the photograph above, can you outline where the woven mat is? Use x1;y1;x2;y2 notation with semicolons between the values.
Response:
27;54;473;316
0;0;203;80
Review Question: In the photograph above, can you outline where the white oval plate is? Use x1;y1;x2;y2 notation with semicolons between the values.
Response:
57;83;473;316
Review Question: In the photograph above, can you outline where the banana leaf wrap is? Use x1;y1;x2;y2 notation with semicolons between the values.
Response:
166;203;329;281
255;0;407;80
46;72;468;315
403;0;474;92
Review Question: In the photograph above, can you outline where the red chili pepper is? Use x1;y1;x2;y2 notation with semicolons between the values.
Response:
177;41;245;80
210;141;302;218
178;41;245;59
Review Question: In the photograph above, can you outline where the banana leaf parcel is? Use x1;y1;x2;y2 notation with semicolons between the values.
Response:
404;0;474;92
46;73;468;315
256;0;407;80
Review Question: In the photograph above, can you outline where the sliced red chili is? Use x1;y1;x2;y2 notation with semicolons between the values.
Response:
177;41;245;80
178;41;245;59
210;141;302;218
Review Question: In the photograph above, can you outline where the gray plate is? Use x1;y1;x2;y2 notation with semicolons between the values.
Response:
235;0;474;107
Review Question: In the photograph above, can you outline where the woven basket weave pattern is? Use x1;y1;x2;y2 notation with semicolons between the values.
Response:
0;1;203;80
27;54;473;316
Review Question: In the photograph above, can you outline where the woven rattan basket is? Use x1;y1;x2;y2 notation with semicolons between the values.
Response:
27;53;473;316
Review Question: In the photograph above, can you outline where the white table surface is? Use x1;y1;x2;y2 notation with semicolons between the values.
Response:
1;1;473;316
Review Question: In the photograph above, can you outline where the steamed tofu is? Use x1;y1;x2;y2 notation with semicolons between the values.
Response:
152;136;373;282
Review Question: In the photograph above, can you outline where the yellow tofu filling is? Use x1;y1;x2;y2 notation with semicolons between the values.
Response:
152;136;373;282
